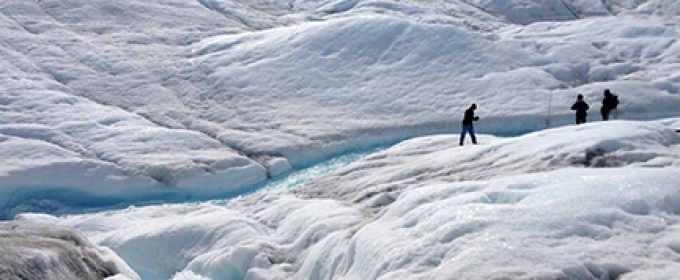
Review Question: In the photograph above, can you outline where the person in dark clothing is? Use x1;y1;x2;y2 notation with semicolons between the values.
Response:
601;89;618;121
460;103;479;146
571;94;589;124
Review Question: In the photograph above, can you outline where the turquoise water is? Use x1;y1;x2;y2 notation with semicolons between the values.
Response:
8;132;530;219
208;131;533;205
208;145;387;206
263;150;383;191
0;144;388;220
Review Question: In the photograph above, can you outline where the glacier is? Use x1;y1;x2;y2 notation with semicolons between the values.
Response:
2;0;680;279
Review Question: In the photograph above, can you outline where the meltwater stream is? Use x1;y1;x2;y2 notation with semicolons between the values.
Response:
4;133;528;220
208;145;388;206
3;145;389;220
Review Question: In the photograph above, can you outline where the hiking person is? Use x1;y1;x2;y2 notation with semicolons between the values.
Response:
460;103;479;146
601;89;619;121
571;94;589;124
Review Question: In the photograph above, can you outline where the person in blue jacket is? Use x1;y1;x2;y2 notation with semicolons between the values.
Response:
460;103;479;146
571;94;589;124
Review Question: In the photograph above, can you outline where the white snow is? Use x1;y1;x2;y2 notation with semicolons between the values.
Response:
2;0;680;279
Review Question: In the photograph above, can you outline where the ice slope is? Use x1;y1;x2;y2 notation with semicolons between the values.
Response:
0;220;139;280
192;13;680;155
19;119;680;280
2;1;680;215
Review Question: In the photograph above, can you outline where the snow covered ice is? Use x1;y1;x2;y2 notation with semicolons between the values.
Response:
2;0;680;279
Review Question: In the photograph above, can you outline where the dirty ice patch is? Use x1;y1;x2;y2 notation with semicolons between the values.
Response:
0;220;139;280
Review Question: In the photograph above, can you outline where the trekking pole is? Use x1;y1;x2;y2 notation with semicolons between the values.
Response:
546;88;553;128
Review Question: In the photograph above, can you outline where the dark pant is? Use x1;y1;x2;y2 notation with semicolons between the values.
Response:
460;125;477;145
576;113;587;124
601;108;611;121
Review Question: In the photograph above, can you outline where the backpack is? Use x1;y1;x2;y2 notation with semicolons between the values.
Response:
612;95;618;109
